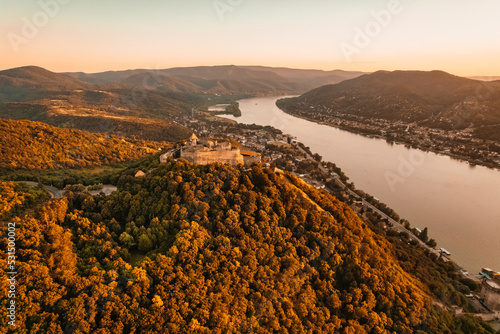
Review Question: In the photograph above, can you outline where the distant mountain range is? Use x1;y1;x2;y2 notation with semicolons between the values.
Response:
62;65;365;95
0;66;92;101
0;65;365;102
278;70;500;140
0;65;364;141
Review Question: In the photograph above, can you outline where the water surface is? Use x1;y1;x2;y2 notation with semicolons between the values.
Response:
221;96;500;274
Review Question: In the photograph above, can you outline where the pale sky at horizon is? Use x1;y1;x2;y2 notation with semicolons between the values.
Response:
1;0;500;77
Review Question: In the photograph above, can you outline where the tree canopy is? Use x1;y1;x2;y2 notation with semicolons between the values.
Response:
0;160;497;333
0;119;166;169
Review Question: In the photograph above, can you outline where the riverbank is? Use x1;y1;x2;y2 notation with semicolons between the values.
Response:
280;108;500;171
270;132;500;324
219;95;500;275
276;99;500;170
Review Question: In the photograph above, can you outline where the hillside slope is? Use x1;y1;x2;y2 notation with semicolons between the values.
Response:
0;65;365;143
0;160;495;333
0;119;165;169
65;65;365;94
275;71;500;168
240;66;366;88
0;66;91;101
279;70;500;127
0;66;194;141
0;65;363;143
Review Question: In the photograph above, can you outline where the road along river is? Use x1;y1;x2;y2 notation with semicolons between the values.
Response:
220;96;500;274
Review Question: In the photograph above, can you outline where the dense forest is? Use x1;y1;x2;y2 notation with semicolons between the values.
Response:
1;157;496;333
0;119;169;169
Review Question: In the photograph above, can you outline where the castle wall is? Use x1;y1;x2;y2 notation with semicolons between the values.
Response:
481;281;500;311
175;139;261;166
182;148;244;165
243;155;261;166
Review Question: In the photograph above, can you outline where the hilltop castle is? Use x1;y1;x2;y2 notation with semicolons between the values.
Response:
176;134;261;166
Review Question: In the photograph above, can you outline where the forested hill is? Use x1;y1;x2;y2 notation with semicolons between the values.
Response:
0;65;364;143
0;119;166;169
0;66;194;142
277;70;500;138
0;159;495;333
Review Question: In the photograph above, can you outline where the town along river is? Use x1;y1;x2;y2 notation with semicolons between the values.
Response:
220;96;500;275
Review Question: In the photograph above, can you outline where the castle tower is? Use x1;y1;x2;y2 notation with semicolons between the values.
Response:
189;133;198;146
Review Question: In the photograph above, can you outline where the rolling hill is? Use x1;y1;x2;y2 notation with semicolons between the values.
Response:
0;66;91;101
278;70;500;138
0;66;194;142
64;65;365;95
0;65;496;332
1;65;365;100
1;157;493;333
0;118;166;169
0;99;192;143
0;65;365;142
240;66;366;88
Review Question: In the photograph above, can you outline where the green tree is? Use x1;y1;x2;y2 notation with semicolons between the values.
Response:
419;227;429;243
138;234;153;252
426;238;437;248
119;232;136;248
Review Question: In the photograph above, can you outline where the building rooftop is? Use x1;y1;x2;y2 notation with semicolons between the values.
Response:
485;280;500;291
240;150;261;157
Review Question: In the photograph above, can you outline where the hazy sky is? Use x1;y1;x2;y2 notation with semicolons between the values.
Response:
1;0;499;76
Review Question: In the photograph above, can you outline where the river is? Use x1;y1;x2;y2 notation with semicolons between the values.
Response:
221;96;500;274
